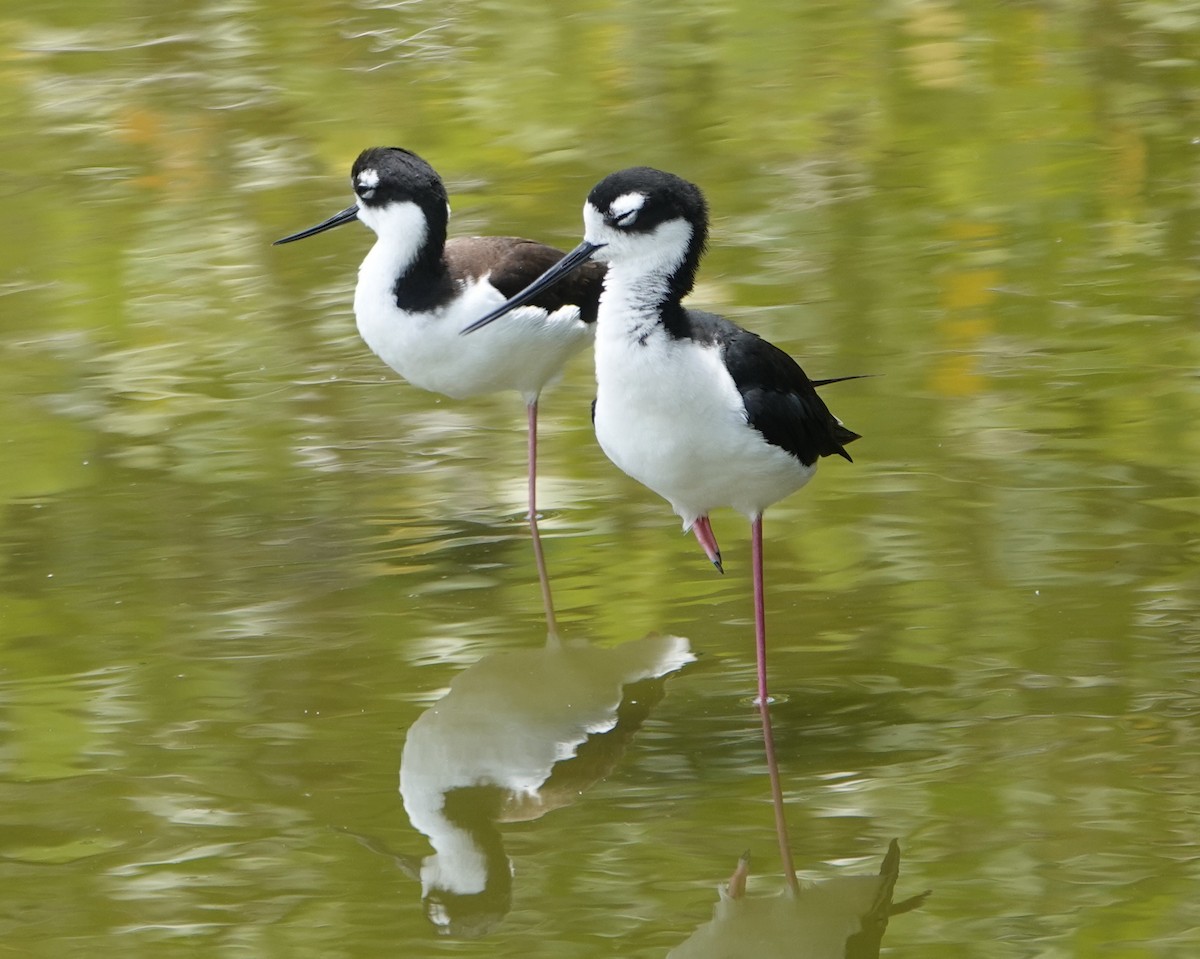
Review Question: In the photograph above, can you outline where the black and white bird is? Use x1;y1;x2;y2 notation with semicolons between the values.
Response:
463;167;860;704
275;148;604;625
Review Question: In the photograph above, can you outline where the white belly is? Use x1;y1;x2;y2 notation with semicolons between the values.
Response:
354;264;592;403
592;333;814;524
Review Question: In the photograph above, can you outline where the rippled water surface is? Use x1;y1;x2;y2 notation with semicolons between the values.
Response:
2;2;1198;956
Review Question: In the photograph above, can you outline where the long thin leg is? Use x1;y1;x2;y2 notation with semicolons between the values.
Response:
526;399;559;637
526;398;539;524
691;515;724;573
758;697;799;894
751;512;768;707
754;514;798;892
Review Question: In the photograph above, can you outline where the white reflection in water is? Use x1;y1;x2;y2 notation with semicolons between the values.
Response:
396;631;693;937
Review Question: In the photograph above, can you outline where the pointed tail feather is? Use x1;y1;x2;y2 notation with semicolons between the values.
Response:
811;373;874;388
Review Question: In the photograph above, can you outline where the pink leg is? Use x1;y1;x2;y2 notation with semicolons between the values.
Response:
725;851;751;900
691;515;724;573
526;400;558;637
526;399;540;523
758;696;799;894
751;513;768;707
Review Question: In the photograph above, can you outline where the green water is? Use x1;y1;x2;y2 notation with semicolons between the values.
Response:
2;1;1198;956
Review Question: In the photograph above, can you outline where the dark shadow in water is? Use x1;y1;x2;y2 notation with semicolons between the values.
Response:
665;703;929;958
375;631;694;937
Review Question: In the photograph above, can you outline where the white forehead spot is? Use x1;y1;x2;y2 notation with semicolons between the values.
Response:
357;168;380;189
610;192;647;219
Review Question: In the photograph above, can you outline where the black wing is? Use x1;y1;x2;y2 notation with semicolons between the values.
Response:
844;840;930;959
683;309;860;466
447;236;606;323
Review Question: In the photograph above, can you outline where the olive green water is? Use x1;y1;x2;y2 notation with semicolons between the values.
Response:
2;2;1198;956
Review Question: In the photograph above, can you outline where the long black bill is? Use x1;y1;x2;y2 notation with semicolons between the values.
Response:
460;240;604;335
273;204;359;245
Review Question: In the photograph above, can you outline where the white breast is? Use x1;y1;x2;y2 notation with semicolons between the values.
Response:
591;293;814;524
351;216;592;403
355;269;591;403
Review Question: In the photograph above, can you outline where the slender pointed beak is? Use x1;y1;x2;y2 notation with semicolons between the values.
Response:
460;240;605;335
273;203;359;245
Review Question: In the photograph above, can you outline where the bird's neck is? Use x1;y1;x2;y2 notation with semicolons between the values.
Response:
597;266;681;345
360;232;453;315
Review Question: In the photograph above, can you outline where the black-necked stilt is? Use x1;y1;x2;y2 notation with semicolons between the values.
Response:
275;147;605;629
462;167;860;704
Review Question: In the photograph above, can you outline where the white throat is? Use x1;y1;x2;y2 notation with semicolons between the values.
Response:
585;204;692;341
357;200;430;282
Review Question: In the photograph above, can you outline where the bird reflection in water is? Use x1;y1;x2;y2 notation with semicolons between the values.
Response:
667;840;928;959
392;631;694;937
667;703;929;959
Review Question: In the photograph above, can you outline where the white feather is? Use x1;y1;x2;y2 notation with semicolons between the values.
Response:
353;200;592;404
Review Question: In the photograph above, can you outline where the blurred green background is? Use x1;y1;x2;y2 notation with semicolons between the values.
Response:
1;1;1197;956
